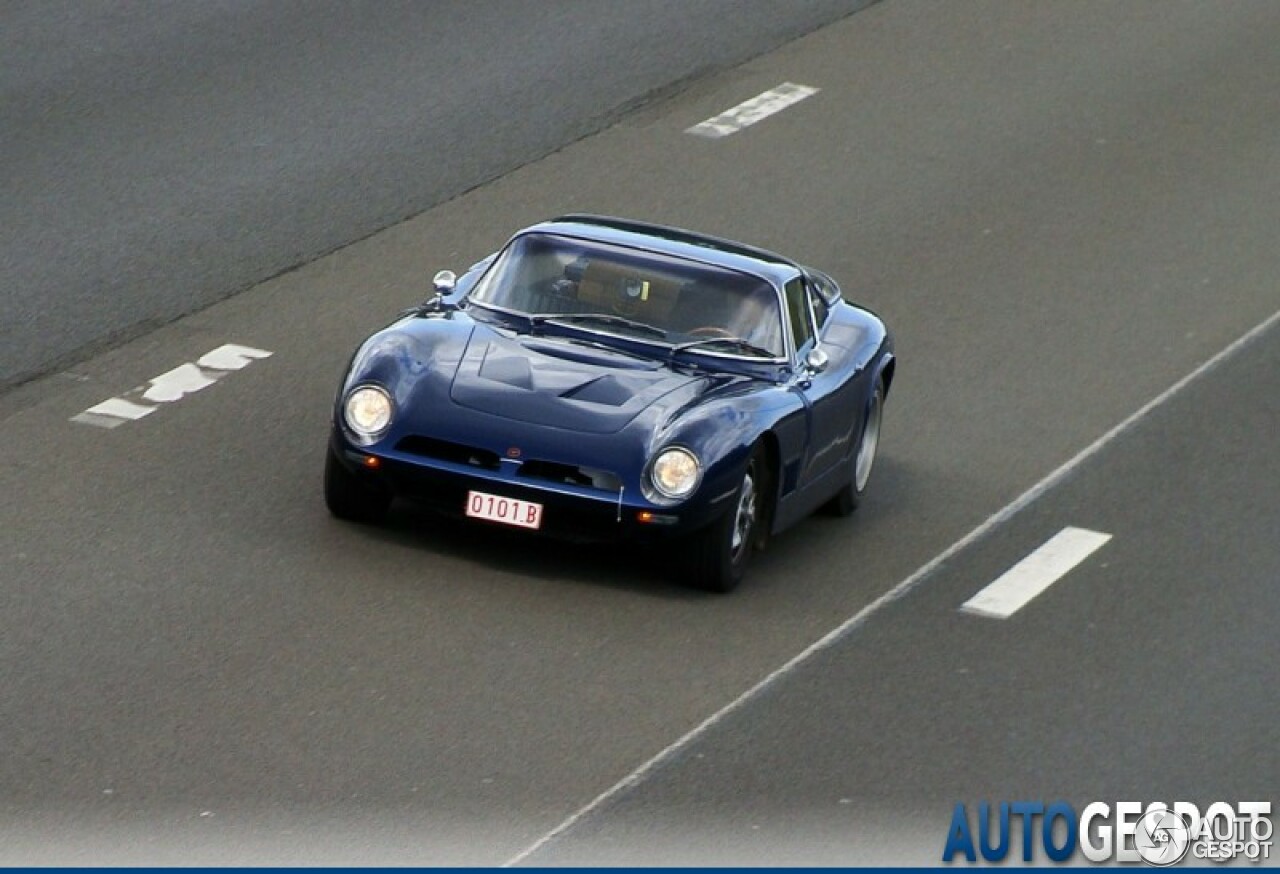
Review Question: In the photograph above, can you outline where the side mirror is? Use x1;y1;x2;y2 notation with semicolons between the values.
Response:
432;269;457;295
805;346;829;374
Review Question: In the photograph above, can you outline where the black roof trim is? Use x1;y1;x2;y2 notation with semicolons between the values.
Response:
551;213;800;272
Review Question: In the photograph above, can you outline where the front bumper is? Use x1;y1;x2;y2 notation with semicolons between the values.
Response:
330;433;725;543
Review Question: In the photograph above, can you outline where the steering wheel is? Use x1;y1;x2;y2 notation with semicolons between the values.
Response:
687;325;735;339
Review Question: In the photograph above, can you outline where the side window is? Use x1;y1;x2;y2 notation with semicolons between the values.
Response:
784;278;813;350
811;271;842;305
807;280;830;328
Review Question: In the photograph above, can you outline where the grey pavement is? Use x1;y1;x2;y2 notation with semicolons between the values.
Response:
0;0;1276;864
0;0;868;390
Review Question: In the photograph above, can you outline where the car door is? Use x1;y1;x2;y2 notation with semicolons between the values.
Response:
785;277;852;487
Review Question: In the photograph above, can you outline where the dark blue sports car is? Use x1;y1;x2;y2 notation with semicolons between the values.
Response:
326;215;895;591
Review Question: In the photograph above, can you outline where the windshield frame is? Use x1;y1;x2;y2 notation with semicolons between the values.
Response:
463;230;795;364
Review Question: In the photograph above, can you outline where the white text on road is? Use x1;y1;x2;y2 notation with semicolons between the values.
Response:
71;343;273;428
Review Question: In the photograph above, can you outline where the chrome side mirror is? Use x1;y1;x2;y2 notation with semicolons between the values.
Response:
805;346;829;374
432;269;457;295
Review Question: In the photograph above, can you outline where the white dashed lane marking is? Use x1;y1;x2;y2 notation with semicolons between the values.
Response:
71;343;272;428
960;527;1112;620
685;82;819;138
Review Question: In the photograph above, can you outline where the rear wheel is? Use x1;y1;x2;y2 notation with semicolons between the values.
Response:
826;378;884;517
324;445;391;524
679;446;767;593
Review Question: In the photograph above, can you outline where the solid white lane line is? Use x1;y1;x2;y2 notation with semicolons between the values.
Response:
960;527;1111;619
501;306;1280;868
685;82;819;138
71;343;273;428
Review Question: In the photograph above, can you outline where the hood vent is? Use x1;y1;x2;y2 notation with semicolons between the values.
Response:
559;375;644;407
478;352;534;390
450;330;700;434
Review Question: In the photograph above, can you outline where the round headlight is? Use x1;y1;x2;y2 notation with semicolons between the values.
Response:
650;447;701;500
344;385;393;441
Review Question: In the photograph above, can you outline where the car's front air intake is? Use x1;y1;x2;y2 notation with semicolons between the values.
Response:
396;435;501;471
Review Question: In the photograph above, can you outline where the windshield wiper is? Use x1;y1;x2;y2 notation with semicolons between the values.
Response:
463;298;508;322
531;312;668;340
670;336;777;359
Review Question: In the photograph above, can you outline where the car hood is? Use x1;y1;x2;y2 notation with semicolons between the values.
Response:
448;325;704;434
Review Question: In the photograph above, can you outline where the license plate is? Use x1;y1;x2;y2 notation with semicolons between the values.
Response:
464;490;543;530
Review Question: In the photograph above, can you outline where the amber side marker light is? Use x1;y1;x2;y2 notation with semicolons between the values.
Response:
636;511;678;526
362;455;382;470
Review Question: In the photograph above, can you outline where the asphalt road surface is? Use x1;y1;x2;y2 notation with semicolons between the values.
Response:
2;0;1277;864
0;0;867;392
531;304;1280;866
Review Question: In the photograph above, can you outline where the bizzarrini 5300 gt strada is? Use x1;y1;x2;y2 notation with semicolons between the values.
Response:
326;215;895;591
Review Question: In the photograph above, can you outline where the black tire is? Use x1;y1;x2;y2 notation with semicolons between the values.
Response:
825;378;885;517
324;445;392;524
679;446;767;593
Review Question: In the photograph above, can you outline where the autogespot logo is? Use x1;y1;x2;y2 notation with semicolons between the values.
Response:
1134;807;1191;866
942;800;1273;865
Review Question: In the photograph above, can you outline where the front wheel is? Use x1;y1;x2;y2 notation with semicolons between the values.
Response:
678;446;766;593
826;378;884;517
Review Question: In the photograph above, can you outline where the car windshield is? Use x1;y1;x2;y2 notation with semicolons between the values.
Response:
467;232;786;357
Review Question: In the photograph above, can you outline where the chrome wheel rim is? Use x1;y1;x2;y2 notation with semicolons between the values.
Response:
730;467;757;561
854;390;882;493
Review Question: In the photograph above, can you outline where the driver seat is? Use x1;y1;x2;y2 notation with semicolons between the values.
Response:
670;282;732;335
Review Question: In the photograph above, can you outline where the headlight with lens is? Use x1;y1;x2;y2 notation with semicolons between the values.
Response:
649;446;701;501
343;385;393;442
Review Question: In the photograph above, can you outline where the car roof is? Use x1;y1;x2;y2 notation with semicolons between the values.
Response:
522;214;803;288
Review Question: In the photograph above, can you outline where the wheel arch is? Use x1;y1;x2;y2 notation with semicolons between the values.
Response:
878;353;896;398
756;429;782;544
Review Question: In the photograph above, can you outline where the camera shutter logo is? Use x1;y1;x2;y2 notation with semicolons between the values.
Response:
1135;808;1192;866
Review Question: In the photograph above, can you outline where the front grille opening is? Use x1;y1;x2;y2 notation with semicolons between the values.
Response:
396;435;501;471
519;460;621;492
